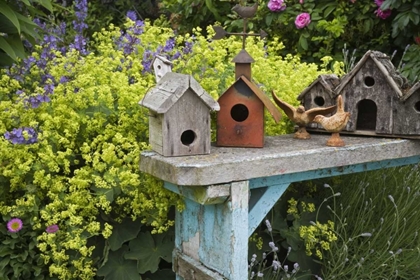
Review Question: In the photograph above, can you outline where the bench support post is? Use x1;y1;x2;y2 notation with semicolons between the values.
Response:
173;181;249;279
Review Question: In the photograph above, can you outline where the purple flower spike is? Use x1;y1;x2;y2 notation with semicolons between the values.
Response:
127;11;137;21
7;218;23;233
163;38;176;52
46;224;59;233
4;127;38;144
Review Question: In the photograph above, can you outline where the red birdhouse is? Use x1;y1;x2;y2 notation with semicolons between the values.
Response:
216;49;281;147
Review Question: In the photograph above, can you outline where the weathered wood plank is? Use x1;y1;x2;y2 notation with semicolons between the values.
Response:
173;251;225;280
140;134;420;186
164;182;230;205
164;90;211;156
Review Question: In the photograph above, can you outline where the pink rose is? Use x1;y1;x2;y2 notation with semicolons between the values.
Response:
375;8;391;19
295;13;311;29
267;0;286;12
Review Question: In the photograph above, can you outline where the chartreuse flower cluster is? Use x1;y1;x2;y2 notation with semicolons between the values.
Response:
286;196;337;260
0;10;335;279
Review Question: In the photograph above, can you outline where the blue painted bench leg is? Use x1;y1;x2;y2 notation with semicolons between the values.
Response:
173;181;249;279
248;184;290;237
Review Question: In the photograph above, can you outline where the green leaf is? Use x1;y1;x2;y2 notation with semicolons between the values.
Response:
0;36;17;61
363;19;372;34
108;219;142;251
299;35;308;51
0;52;13;66
125;231;174;274
142;269;175;280
265;13;274;26
0;256;9;271
0;14;19;34
91;185;121;203
0;0;20;33
96;245;141;280
323;5;336;18
37;0;53;12
4;34;25;59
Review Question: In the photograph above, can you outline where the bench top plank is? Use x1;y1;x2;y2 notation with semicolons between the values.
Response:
140;134;420;186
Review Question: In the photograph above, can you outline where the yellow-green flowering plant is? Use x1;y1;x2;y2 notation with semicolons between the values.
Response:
0;7;334;279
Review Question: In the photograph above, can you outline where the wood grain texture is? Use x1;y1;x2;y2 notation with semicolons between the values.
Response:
140;134;420;186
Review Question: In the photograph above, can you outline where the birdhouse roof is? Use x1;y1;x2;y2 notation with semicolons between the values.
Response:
139;72;220;113
232;49;255;64
401;81;420;102
335;50;405;98
297;74;340;101
152;55;172;67
222;76;281;123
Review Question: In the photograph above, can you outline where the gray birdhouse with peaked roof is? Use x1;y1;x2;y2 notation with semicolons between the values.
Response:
335;50;409;134
395;81;420;135
298;74;340;109
300;50;420;138
297;74;340;129
139;72;220;156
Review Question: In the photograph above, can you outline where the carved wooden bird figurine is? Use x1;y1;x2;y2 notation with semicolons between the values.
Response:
272;90;337;139
232;2;258;19
313;95;350;147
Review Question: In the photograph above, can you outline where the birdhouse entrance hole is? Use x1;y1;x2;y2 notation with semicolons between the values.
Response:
414;101;420;113
231;104;249;122
314;96;325;106
364;76;375;87
356;99;377;130
181;130;196;146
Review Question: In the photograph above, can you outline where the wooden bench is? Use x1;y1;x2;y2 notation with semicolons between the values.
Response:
140;134;420;279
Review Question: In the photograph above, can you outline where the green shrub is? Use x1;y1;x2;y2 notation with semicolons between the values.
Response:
160;0;420;81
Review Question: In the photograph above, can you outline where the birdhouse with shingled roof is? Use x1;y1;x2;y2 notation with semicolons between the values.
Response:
334;50;410;134
297;74;340;130
139;72;220;156
300;50;420;138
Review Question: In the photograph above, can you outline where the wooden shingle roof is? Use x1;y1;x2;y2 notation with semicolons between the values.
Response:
401;81;420;102
335;50;405;98
297;74;340;101
139;72;220;113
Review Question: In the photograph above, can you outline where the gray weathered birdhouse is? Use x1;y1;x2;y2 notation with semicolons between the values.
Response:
335;50;408;134
395;81;420;135
297;74;340;129
298;74;340;109
139;72;220;156
300;50;420;138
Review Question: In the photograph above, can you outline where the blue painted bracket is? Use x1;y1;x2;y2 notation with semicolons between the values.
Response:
141;135;420;279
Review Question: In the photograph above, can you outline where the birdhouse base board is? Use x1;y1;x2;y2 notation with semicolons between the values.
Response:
306;127;420;140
